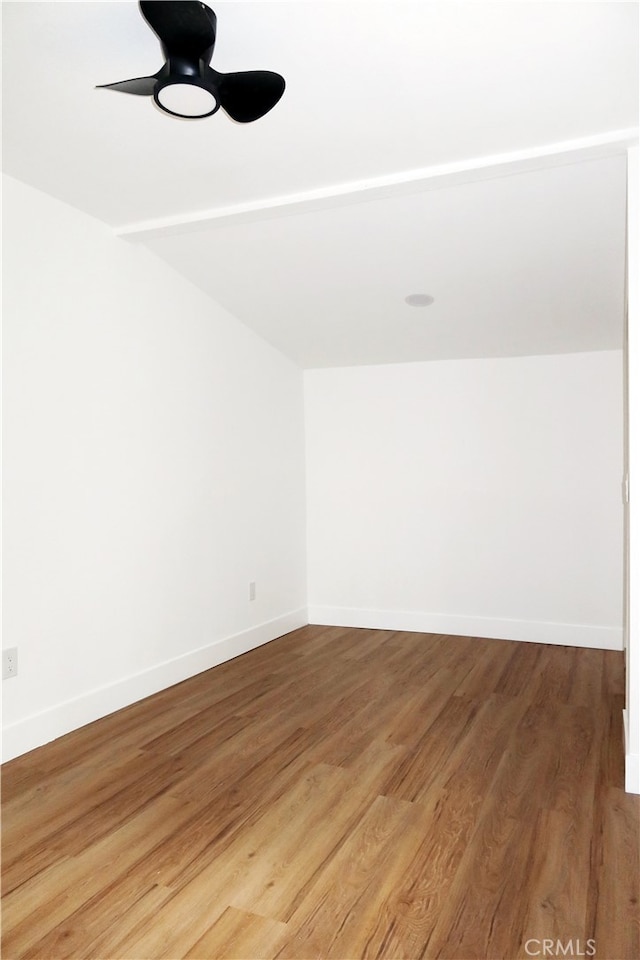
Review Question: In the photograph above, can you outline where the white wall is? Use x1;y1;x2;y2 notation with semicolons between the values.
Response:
2;173;628;764
625;144;639;793
2;174;307;761
306;353;623;648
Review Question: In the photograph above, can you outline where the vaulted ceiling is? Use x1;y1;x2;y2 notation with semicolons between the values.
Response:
2;1;638;367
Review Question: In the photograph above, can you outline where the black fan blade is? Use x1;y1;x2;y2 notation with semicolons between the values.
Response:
139;1;216;61
213;70;285;123
97;75;158;96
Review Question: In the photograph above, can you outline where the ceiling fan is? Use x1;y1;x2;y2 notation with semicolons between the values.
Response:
98;1;285;122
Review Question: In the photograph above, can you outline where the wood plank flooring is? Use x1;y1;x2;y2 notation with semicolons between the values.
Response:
2;626;638;959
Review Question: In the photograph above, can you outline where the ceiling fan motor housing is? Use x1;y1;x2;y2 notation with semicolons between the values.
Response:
153;57;221;119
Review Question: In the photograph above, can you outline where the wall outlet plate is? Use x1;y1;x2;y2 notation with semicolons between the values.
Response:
3;648;18;679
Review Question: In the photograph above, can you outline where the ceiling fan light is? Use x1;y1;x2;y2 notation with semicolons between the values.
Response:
154;78;218;119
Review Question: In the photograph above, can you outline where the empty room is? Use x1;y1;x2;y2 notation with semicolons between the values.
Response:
2;2;639;959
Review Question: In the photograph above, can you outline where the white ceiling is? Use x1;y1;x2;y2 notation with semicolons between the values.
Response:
2;1;638;367
143;155;629;367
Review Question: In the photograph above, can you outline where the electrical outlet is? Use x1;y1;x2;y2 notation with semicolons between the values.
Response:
3;648;18;680
249;581;256;602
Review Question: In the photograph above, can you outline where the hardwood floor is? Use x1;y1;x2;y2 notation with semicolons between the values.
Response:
2;626;638;959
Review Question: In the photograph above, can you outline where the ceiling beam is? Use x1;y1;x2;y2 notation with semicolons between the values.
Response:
115;128;639;241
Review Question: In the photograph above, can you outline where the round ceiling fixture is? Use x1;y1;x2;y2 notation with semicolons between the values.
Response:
154;79;219;119
405;294;435;307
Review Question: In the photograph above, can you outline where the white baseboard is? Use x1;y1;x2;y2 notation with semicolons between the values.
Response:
623;709;640;795
1;608;308;764
625;754;640;794
307;606;623;650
